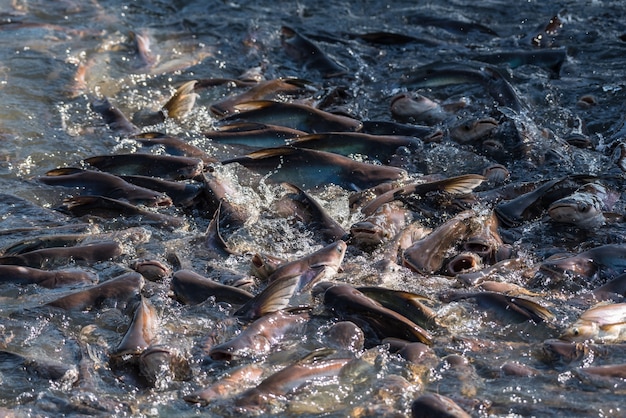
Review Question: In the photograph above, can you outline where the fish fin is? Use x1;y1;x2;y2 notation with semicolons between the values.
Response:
163;80;198;120
438;174;486;195
130;131;167;139
297;266;327;292
232;100;277;112
214;122;270;133
508;296;554;322
599;322;626;331
234;275;299;320
44;167;85;176
245;146;298;160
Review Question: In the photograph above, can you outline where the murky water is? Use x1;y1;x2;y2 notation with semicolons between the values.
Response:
1;0;626;416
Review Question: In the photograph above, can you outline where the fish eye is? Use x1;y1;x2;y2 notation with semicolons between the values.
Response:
573;328;579;336
578;203;590;213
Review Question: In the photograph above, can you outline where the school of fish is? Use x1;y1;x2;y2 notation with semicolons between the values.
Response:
2;1;626;417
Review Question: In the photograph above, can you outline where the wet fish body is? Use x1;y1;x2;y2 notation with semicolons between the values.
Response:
0;241;122;269
83;154;203;180
171;269;253;305
0;265;96;288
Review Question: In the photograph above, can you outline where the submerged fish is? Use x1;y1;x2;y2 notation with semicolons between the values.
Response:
560;303;626;343
0;240;123;269
204;122;306;148
171;269;253;305
0;265;96;288
280;26;347;78
184;364;264;406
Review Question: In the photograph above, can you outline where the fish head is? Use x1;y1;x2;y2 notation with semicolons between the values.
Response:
548;194;605;228
559;319;599;342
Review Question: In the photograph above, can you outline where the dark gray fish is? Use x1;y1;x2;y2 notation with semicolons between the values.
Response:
46;271;144;311
222;146;406;190
235;358;351;409
39;167;172;207
288;132;422;164
1;234;89;255
83;154;203;180
0;265;96;288
547;182;616;228
205;122;306;148
323;321;365;351
209;310;309;361
171;269;253;306
275;183;347;242
536;244;626;288
356;286;437;330
204;201;239;259
411;393;471;418
360;175;484;217
138;345;192;388
323;284;433;345
0;350;76;382
130;259;171;282
132;80;199;124
0;240;122;269
210;78;311;116
280;26;347;78
403;211;474;274
58;195;186;229
350;201;410;248
112;296;158;357
440;290;553;323
472;49;567;75
184;364;264;406
131;132;217;164
390;93;451;125
90;97;139;134
449;118;498;144
360;120;442;141
235;241;347;320
217;100;362;133
462;211;506;264
119;174;203;208
403;62;522;111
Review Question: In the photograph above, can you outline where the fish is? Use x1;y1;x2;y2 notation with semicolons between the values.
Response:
535;244;626;289
389;93;452;125
130;132;217;164
0;240;123;269
46;271;144;311
360;174;484;217
234;357;351;409
217;100;362;133
138;345;192;388
171;269;253;305
1;234;91;255
90;97;139;135
235;241;347;320
39;167;172;207
287;131;422;164
209;309;309;361
204;122;306;148
440;290;554;323
323;321;365;351
130;259;171;282
462;211;506;264
83;154;204;180
0;265;96;288
445;252;484;275
222;146;407;190
131;80;198;125
58;195;186;229
250;252;286;280
210;78;311;116
547;182;618;228
360;120;442;141
410;393;471;418
323;284;433;345
403;211;475;274
449;118;498;144
350;201;410;248
119;174;203;208
560;303;626;343
0;350;77;382
112;296;158;357
472;49;567;75
402;62;522;111
274;183;347;242
184;364;264;406
280;26;347;78
356;286;438;330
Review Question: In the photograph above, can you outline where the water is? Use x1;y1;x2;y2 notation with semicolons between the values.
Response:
1;0;626;416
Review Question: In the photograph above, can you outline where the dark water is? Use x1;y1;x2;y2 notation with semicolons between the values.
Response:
1;0;626;416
